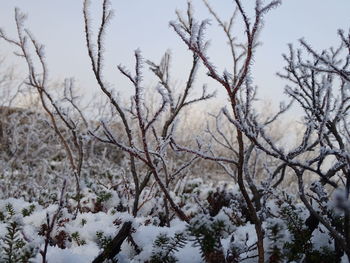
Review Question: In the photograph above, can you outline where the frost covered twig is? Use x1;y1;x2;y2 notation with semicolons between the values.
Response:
171;1;280;262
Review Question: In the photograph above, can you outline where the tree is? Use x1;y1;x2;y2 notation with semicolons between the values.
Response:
240;31;350;260
170;1;281;262
82;0;216;223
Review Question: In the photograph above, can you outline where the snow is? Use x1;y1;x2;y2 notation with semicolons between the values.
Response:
36;243;99;263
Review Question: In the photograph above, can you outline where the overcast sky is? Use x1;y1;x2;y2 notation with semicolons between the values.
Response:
1;0;350;111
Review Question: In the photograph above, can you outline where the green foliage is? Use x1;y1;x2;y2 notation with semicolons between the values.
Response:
1;221;35;263
0;211;5;222
304;247;339;263
187;215;227;262
71;231;86;246
90;190;113;212
182;180;202;195
150;232;187;263
21;204;35;217
266;220;285;263
96;191;113;204
281;203;312;261
5;204;15;218
110;208;117;215
277;195;340;263
71;193;84;203
80;218;87;226
96;231;112;250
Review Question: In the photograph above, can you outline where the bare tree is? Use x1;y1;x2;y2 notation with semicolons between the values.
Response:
82;0;217;260
170;1;281;262
83;0;215;223
230;24;350;261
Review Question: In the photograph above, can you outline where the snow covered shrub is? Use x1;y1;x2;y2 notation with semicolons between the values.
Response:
0;108;60;200
0;203;37;262
207;185;235;217
95;231;113;252
1;221;36;263
150;232;187;263
187;213;232;263
266;219;285;263
279;199;313;261
263;191;343;262
70;232;87;247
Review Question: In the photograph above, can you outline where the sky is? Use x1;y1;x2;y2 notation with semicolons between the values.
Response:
0;0;350;112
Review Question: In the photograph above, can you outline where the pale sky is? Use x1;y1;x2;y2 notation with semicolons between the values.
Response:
0;0;350;110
